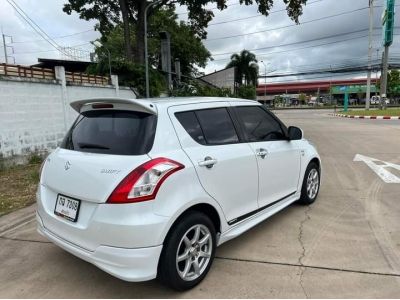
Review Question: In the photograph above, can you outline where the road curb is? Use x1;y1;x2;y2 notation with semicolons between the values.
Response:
331;113;400;120
0;204;36;235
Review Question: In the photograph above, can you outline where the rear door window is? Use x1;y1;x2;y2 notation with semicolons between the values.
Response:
61;110;156;155
175;111;206;145
176;108;239;145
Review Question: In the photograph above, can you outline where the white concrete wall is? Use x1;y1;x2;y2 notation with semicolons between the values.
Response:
0;76;136;160
201;67;236;93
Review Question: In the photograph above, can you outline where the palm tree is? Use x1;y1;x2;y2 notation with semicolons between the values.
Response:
226;50;259;86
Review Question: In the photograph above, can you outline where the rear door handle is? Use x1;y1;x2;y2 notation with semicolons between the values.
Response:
198;156;218;169
256;148;268;159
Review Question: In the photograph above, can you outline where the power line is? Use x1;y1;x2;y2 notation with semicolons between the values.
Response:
206;6;369;41
12;29;95;44
14;42;91;55
211;30;400;62
206;5;399;42
207;2;391;27
5;0;69;56
211;27;396;57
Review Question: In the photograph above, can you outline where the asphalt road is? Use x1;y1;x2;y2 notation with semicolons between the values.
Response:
1;109;400;298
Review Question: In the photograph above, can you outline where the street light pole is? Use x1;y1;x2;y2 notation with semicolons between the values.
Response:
91;41;112;81
260;60;269;104
145;0;161;98
105;47;112;80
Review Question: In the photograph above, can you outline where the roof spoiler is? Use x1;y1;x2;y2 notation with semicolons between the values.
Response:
70;97;157;115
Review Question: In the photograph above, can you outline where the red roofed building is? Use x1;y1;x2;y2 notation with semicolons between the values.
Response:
257;78;379;105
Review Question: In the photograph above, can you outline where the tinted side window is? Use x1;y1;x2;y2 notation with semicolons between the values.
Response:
195;108;239;145
175;111;206;145
235;106;286;142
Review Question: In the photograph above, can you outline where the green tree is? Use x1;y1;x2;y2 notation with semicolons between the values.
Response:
87;58;166;97
88;8;211;96
148;8;211;76
299;93;306;104
387;69;400;97
63;0;308;64
227;50;259;86
93;8;211;77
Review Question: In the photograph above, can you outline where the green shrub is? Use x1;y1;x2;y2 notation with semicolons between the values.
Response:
237;85;256;100
28;154;43;165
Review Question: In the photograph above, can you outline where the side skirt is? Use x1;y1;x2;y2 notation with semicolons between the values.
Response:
217;192;299;246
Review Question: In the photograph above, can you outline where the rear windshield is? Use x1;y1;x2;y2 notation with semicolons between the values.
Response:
61;110;157;155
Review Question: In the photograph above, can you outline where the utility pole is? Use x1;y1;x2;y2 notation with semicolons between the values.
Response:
380;45;389;108
144;0;161;98
366;0;374;110
160;31;172;90
380;0;395;109
375;49;379;96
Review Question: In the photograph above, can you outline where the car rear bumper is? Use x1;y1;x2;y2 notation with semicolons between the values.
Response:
36;212;162;282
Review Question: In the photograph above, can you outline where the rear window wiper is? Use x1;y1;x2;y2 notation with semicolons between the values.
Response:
78;142;110;150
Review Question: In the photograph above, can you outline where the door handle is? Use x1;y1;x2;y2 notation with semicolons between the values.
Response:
198;156;218;169
256;148;268;159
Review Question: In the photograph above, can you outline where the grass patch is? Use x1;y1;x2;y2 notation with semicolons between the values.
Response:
28;154;43;165
341;109;400;116
0;163;41;216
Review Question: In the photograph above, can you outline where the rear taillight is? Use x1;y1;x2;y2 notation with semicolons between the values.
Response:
107;157;184;204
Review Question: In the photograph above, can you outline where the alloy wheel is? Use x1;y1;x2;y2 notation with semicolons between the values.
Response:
306;168;319;199
176;224;212;281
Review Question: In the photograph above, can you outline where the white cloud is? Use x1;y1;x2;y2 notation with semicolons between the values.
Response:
0;0;398;82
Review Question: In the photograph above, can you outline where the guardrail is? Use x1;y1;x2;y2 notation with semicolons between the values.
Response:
0;63;55;80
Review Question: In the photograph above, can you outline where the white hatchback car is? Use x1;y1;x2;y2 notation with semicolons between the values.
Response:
37;97;321;290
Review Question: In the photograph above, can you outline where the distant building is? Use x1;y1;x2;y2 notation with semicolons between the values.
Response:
256;78;379;105
199;67;238;94
32;58;94;73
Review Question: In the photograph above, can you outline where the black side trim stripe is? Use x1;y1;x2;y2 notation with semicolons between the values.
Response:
227;191;296;226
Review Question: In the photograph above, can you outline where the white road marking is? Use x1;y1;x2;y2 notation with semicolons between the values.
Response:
354;154;400;183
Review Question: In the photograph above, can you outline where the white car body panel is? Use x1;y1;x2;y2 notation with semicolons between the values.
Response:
36;96;321;282
249;139;301;207
167;102;259;222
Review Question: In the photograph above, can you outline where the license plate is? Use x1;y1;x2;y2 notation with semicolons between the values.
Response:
54;194;81;222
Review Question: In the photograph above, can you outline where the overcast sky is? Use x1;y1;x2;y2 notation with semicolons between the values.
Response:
0;0;399;82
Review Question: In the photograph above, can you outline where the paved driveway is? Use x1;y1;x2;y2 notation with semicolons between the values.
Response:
1;109;400;298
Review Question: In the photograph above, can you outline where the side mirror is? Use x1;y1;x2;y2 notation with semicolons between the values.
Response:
288;126;303;140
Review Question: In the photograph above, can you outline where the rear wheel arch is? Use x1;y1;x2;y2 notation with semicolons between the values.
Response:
165;203;222;240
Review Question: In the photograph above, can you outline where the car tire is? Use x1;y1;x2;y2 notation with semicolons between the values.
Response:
298;162;320;205
158;211;216;291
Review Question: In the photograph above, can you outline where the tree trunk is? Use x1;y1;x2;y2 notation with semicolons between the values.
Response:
134;0;146;65
119;0;133;61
